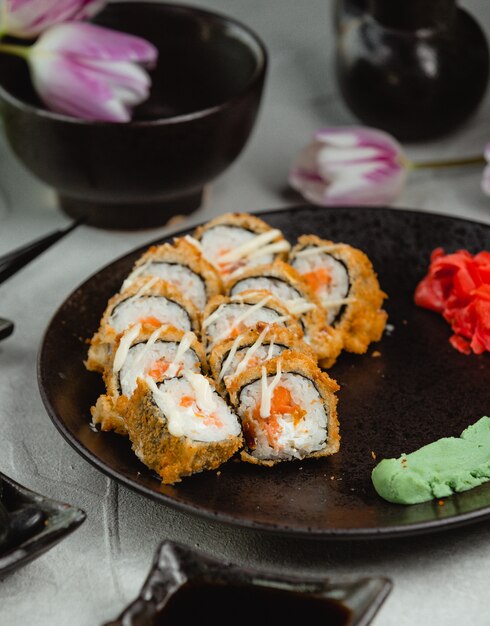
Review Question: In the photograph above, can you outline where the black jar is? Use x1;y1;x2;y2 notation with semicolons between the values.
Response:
335;0;489;141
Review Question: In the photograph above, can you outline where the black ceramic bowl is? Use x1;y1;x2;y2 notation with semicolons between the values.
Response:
0;2;267;229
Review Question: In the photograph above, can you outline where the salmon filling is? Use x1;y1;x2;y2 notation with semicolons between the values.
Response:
247;385;306;448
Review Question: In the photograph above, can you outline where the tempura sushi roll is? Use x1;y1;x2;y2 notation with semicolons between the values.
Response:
202;290;303;354
209;324;317;396
289;235;387;357
121;237;222;310
91;325;207;434
193;212;290;278
229;353;340;466
86;276;200;373
224;260;342;363
125;372;243;484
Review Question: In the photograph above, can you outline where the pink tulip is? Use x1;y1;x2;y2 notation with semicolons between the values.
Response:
27;22;158;122
0;0;106;38
289;127;408;206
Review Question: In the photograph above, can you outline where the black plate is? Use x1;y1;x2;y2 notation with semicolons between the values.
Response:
38;206;490;539
0;472;86;576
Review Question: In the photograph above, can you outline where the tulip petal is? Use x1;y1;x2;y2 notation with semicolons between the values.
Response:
26;21;157;122
29;50;151;121
289;128;407;206
34;22;158;64
2;0;107;38
72;0;106;20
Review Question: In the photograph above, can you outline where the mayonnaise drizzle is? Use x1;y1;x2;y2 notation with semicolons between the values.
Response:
286;298;316;316
212;295;273;346
270;314;291;324
132;325;168;368
183;371;217;413
204;294;272;333
230;291;267;302
218;230;286;264
234;326;271;380
218;333;244;382
259;360;282;418
183;235;203;251
293;244;342;258
266;338;275;361
247;240;291;259
121;261;153;291
113;323;142;373
323;297;356;308
228;294;272;330
202;303;227;330
184;235;222;272
165;332;196;378
145;376;186;437
219;325;270;382
122;276;160;306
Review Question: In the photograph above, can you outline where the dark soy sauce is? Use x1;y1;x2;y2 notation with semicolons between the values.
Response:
153;582;351;626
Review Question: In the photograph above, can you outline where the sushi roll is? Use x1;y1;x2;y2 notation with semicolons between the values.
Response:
228;353;340;466
91;324;207;434
202;290;303;354
86;276;200;373
121;237;222;310
125;372;243;484
289;235;387;357
209;324;317;396
193;212;290;278
224;260;342;363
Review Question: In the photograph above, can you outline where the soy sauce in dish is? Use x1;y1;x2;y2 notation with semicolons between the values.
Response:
153;582;351;626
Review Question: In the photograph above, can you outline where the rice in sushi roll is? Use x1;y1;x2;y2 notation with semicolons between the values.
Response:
86;276;200;373
224;260;342;363
121;237;222;310
202;290;302;354
229;352;340;466
289;235;387;357
193;212;290;278
209;324;317;396
125;372;243;484
91;324;207;434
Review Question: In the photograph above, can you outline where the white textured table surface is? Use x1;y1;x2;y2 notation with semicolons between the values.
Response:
1;1;490;624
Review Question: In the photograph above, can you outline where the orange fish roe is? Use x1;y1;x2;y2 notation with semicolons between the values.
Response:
302;267;332;293
251;385;306;447
229;322;247;339
179;396;223;428
148;359;170;380
270;386;306;426
138;316;163;328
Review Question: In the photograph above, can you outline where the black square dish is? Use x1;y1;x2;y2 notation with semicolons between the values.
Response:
0;472;86;577
104;540;392;626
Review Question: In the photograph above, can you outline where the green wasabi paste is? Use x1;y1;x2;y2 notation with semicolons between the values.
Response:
372;416;490;504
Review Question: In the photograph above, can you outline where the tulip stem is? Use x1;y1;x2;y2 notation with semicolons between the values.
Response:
411;155;486;170
0;43;29;59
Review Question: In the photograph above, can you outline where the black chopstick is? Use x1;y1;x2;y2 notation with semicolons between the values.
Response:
0;219;83;285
